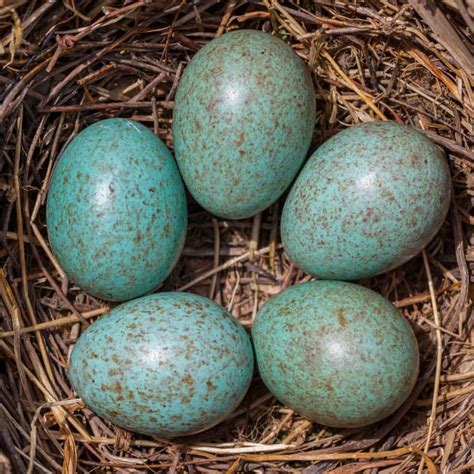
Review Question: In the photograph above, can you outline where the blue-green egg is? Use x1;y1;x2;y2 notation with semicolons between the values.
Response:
252;281;419;428
69;292;254;437
173;29;316;219
282;121;451;280
47;118;187;301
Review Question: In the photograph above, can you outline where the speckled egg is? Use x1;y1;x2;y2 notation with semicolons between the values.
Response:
281;121;451;280
69;292;254;437
252;281;419;428
173;29;316;219
47;118;187;301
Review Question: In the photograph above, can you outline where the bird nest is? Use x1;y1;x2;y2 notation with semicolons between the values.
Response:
0;1;473;473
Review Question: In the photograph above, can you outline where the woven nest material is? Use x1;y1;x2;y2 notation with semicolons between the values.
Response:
0;1;473;473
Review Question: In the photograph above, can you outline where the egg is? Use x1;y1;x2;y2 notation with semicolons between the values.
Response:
281;121;451;280
69;292;254;437
252;281;419;428
173;29;316;219
47;118;187;301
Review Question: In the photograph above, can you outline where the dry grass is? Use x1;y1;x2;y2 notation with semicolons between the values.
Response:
0;1;473;472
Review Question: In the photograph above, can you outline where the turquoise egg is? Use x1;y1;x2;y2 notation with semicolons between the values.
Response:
69;292;254;437
173;29;316;219
47;118;187;301
252;281;419;428
281;121;451;280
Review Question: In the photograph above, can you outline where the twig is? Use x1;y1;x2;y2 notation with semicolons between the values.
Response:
39;101;174;113
409;0;474;76
177;244;282;292
0;307;109;339
238;446;437;472
129;72;167;102
190;443;295;454
418;249;443;473
216;0;238;37
249;212;261;261
209;218;220;300
321;50;388;121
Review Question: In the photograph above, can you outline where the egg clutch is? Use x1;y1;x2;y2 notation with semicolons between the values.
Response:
46;30;451;437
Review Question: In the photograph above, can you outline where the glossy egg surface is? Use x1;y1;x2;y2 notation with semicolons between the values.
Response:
47;118;187;301
69;292;254;437
252;280;419;428
282;121;451;280
173;29;316;219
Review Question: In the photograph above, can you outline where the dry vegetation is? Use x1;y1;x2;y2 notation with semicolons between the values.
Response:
0;0;473;472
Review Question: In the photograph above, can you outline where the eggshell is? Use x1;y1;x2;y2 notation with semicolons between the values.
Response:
281;121;451;280
173;29;316;219
68;292;254;437
252;280;419;428
47;118;187;301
